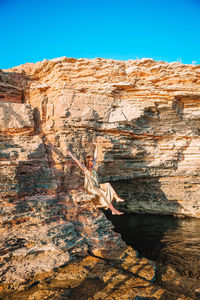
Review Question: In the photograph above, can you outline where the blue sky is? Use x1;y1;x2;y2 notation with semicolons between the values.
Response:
1;0;200;69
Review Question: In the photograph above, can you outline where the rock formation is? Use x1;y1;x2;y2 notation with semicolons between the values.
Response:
6;56;200;217
0;56;200;298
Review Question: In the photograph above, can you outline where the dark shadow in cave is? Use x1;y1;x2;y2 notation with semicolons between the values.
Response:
94;104;185;275
95;101;200;298
96;104;186;217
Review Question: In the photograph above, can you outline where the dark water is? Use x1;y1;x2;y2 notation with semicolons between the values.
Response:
105;212;200;298
3;213;200;299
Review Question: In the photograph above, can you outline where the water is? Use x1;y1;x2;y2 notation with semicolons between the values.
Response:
105;212;200;298
3;213;200;299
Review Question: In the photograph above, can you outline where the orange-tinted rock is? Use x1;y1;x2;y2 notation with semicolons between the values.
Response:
0;70;24;103
1;56;200;296
8;56;200;217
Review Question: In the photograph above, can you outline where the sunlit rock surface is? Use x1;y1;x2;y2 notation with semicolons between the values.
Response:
8;56;200;217
2;247;170;300
0;56;200;297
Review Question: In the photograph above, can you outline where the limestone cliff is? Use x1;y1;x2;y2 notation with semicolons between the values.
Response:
8;56;200;218
0;56;200;298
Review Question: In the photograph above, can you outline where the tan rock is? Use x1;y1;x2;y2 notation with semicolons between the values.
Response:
0;102;33;132
1;56;200;297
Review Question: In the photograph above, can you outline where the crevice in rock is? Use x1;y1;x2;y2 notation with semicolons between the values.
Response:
33;107;42;135
172;98;184;120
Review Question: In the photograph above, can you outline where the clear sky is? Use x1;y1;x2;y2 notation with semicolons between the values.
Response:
1;0;200;69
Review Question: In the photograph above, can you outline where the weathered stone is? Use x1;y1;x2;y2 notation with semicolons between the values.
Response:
1;247;169;300
1;56;200;297
9;56;200;217
0;102;33;132
0;70;24;103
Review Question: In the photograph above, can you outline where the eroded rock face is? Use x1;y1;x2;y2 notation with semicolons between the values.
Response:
0;192;125;293
0;81;124;294
9;56;200;217
0;69;24;103
1;57;200;296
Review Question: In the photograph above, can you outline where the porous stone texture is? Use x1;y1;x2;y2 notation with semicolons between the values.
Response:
0;191;125;294
0;69;24;103
2;247;170;300
9;56;200;218
1;56;200;297
0;88;125;295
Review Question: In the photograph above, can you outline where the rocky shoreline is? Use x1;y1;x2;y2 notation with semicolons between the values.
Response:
1;57;200;298
1;244;168;300
0;192;169;299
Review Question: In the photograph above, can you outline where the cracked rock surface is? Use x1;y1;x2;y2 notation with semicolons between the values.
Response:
0;57;200;297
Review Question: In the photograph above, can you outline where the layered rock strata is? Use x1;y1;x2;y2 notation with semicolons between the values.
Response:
8;56;200;217
1;56;200;297
0;98;125;296
0;70;24;103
